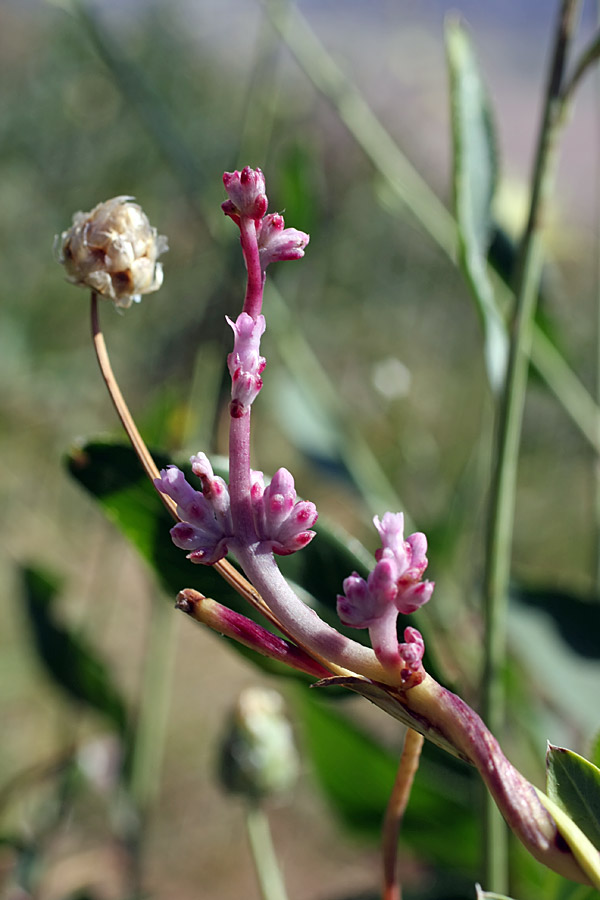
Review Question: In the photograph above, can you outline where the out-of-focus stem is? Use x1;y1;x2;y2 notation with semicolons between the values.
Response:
381;728;424;900
246;802;289;900
129;592;178;819
481;1;581;890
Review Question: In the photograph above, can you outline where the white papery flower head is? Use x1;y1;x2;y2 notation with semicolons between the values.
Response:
55;196;168;309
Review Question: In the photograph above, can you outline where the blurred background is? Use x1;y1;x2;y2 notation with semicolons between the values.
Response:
2;1;600;898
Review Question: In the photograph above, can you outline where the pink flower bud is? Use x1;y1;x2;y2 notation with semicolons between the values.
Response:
253;468;317;555
226;313;266;415
222;167;268;221
154;458;233;566
257;213;310;269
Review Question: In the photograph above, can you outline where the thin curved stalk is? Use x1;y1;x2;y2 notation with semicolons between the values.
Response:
381;728;424;900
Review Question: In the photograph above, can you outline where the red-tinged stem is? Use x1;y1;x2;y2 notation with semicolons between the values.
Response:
240;217;265;318
176;589;332;680
382;728;424;900
400;676;593;885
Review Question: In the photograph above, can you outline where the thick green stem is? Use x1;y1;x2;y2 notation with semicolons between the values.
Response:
481;1;582;890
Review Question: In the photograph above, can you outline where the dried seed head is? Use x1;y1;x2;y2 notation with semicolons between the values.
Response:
55;196;168;309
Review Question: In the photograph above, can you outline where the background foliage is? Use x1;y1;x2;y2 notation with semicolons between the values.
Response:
2;1;600;898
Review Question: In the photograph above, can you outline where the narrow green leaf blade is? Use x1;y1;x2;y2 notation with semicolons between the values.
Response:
21;566;129;736
546;745;600;852
446;17;507;391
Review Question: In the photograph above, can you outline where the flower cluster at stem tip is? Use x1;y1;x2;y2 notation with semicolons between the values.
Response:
154;166;433;672
337;512;433;669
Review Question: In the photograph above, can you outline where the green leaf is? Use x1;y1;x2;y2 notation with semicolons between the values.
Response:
546;745;600;852
295;689;478;871
446;17;507;393
21;566;129;736
536;788;600;890
590;732;600;770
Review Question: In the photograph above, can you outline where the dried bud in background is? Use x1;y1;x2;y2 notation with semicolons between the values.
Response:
219;687;299;801
55;196;168;309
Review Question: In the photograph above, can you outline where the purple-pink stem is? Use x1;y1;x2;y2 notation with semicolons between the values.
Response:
240;217;264;318
228;412;257;544
232;542;399;684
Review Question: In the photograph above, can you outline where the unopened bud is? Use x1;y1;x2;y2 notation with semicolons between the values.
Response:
219;687;299;801
55;196;168;309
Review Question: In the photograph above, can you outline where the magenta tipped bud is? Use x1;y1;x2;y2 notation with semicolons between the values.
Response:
257;213;310;269
222;166;268;221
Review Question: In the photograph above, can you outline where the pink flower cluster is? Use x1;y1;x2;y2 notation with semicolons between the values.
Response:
222;167;309;270
155;455;317;563
250;468;318;555
337;513;434;670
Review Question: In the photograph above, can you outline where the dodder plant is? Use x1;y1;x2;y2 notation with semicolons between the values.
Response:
55;166;600;900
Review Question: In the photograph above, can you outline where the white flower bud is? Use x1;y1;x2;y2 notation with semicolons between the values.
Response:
55;196;168;309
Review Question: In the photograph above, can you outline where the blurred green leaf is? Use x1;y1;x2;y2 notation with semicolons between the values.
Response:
590;732;600;770
512;585;600;659
295;689;478;872
446;17;507;392
21;566;129;736
552;880;600;900
546;745;600;851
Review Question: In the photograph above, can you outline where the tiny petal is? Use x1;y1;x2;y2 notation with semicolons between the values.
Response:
337;573;373;627
227;313;267;414
257;213;310;269
155;466;199;513
55;196;167;309
222;166;268;220
399;627;425;669
396;580;434;615
405;532;428;577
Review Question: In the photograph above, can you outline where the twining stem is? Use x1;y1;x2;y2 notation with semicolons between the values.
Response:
481;0;581;890
381;728;424;900
89;293;279;628
246;802;290;900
